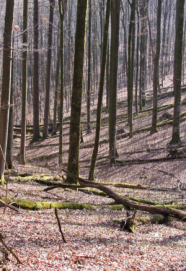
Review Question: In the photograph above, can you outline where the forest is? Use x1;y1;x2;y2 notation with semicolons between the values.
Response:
0;0;186;270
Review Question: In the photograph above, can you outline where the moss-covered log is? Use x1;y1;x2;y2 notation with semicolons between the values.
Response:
0;197;95;210
62;168;186;221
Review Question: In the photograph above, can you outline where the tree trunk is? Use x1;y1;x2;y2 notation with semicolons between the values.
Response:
109;0;120;163
43;0;55;139
0;0;14;181
127;0;135;138
53;31;60;135
58;0;66;164
170;0;185;144
20;0;28;164
6;32;15;169
33;0;40;140
139;0;148;109
87;0;91;134
66;0;88;183
151;0;162;134
89;0;111;180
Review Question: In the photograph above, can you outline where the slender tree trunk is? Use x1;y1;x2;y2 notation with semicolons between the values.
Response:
58;0;66;164
0;0;14;180
20;0;28;164
170;0;185;143
43;0;55;139
139;0;148;110
127;0;135;138
87;0;91;134
135;2;139;114
33;0;40;140
109;0;120;163
151;0;162;134
67;0;88;183
89;0;111;180
6;31;15;169
53;32;60;135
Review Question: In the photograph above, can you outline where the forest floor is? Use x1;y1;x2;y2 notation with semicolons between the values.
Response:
1;79;186;270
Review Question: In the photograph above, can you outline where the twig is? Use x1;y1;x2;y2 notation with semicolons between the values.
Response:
0;145;10;214
55;208;67;243
0;199;20;213
0;233;23;264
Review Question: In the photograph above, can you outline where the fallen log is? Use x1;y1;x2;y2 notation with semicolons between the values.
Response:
61;168;186;221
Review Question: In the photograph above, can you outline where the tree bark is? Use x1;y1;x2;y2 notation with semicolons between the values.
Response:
0;0;14;180
171;0;185;143
67;0;88;183
151;0;162;134
87;0;92;134
33;0;40;140
109;0;120;163
43;0;55;139
58;0;66;164
89;0;111;180
20;0;28;164
127;0;135;137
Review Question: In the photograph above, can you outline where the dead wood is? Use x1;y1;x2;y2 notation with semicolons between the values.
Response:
55;208;67;243
0;233;23;264
61;168;186;221
0;199;20;213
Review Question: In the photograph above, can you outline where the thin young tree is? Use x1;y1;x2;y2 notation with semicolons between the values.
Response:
66;0;88;183
151;0;162;134
43;0;55;139
109;0;120;163
33;0;40;140
20;0;28;164
89;0;111;180
87;0;92;134
127;0;135;138
0;0;14;181
58;0;67;164
6;30;15;169
170;0;185;143
139;0;148;109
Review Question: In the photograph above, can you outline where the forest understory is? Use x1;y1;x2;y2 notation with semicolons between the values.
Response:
1;82;186;270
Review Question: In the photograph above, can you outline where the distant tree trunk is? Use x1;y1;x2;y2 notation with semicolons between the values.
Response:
6;31;15;169
87;0;91;134
20;0;28;164
151;0;162;134
109;0;120;163
43;0;55;139
67;0;88;183
135;2;139;114
139;0;148;110
89;0;110;180
170;0;185;144
106;40;110;110
33;0;40;140
0;0;14;181
53;33;60;135
58;0;66;164
127;0;135;138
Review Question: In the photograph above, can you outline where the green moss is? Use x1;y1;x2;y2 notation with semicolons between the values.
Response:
0;177;6;185
108;204;129;210
0;197;95;210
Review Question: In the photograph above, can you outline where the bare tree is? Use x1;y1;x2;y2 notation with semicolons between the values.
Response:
67;0;88;183
0;0;14;180
170;0;185;143
43;0;55;139
109;0;120;163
